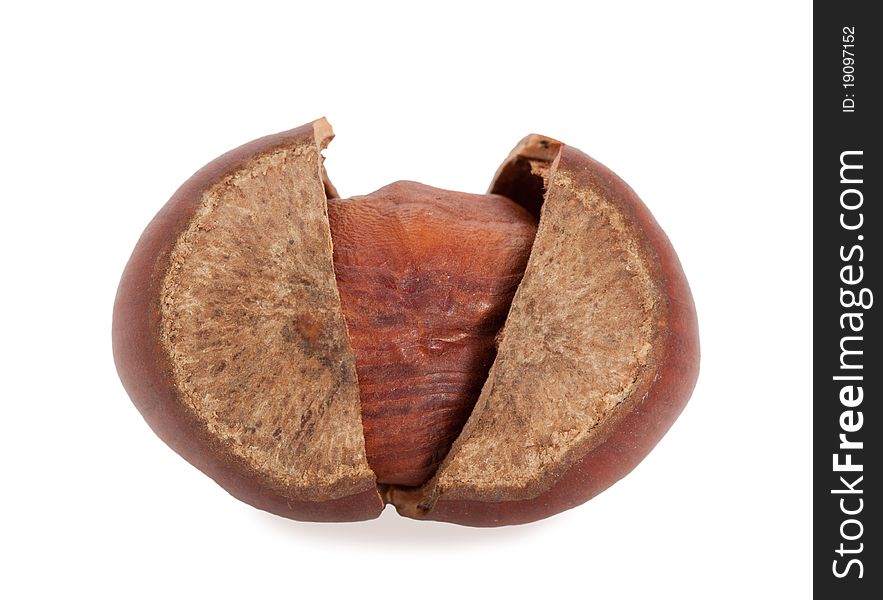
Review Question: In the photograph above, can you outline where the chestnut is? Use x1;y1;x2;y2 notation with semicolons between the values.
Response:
113;118;699;526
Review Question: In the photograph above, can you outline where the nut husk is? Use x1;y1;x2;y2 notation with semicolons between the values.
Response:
113;119;699;526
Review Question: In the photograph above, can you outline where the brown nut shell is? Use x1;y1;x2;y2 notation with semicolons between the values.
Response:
112;121;383;522
113;119;698;526
387;137;699;526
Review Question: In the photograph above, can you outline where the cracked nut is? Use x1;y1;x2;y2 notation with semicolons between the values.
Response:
113;118;699;526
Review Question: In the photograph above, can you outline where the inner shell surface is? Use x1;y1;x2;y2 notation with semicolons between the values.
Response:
424;152;663;503
160;145;374;502
159;134;662;509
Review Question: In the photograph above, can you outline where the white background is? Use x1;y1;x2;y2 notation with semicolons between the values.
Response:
1;2;811;598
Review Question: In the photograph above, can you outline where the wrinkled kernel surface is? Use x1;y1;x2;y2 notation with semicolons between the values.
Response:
328;182;537;486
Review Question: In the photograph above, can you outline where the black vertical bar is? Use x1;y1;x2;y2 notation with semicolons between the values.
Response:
815;2;880;596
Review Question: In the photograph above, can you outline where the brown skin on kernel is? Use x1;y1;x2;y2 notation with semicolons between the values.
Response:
328;182;537;486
